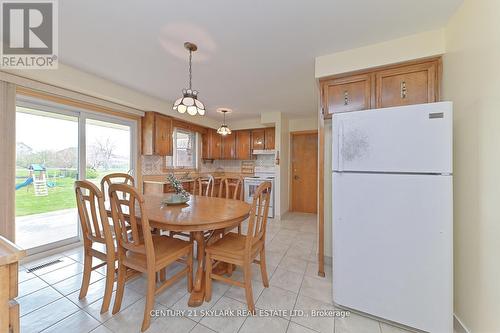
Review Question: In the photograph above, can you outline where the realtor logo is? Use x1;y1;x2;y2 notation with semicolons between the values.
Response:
1;0;58;69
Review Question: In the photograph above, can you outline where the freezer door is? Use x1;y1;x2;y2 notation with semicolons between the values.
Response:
332;102;452;173
332;172;453;332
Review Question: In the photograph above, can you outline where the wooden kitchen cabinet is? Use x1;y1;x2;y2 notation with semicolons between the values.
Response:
142;112;173;156
236;130;252;160
320;57;441;118
202;129;221;160
376;61;438;108
264;127;275;149
322;74;373;117
251;129;265;150
221;132;236;160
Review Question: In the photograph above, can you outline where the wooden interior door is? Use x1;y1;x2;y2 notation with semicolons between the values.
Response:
291;131;318;213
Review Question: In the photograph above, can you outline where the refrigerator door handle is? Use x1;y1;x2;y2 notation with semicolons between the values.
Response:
338;120;344;171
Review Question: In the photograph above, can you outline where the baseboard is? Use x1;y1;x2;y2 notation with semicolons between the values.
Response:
454;314;470;333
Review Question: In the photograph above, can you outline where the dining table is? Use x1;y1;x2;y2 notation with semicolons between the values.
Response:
108;193;251;307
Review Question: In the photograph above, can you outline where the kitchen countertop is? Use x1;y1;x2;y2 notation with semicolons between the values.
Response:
143;172;253;185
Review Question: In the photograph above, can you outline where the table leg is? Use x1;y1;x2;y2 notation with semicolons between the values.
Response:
188;231;205;307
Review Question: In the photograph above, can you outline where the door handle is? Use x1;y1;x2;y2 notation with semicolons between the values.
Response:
294;175;300;180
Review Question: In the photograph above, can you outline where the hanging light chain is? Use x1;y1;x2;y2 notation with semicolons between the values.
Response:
188;49;192;90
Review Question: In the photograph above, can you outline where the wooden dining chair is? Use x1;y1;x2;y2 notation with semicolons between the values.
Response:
109;183;193;332
74;180;116;314
193;175;215;197
219;176;245;234
205;181;272;313
218;176;244;201
100;173;135;202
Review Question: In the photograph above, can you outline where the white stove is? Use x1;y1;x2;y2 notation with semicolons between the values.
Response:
243;173;275;218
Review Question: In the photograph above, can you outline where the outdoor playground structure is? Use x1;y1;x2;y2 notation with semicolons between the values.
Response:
15;164;56;196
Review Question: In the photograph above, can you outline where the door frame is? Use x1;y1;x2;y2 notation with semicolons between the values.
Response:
289;130;319;213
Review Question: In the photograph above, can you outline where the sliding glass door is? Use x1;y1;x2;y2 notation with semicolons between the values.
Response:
15;107;80;251
14;97;136;254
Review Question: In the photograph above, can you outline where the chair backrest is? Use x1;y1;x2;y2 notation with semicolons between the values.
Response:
101;173;135;202
108;183;154;264
193;175;215;197
219;176;244;201
245;181;272;253
74;180;114;250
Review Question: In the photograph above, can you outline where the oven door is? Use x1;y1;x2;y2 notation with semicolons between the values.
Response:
245;180;262;203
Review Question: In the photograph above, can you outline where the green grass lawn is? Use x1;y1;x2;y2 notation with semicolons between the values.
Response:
15;170;122;217
15;177;77;217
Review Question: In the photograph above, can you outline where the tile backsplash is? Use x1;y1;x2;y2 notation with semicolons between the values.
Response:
141;155;165;175
141;154;275;175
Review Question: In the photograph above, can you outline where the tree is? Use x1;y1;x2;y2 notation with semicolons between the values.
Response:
88;137;116;170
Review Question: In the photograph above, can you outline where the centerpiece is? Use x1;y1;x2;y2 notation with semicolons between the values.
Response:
161;173;191;205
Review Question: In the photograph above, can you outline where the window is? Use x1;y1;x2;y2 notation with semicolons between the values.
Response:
173;128;197;168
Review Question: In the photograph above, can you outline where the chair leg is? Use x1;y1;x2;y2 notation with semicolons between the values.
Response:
100;258;115;313
141;272;156;332
237;225;242;235
112;263;126;314
79;252;92;299
187;250;193;293
205;254;212;302
159;268;166;282
243;263;255;313
259;249;270;287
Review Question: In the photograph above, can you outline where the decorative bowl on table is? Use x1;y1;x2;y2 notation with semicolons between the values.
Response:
161;194;190;206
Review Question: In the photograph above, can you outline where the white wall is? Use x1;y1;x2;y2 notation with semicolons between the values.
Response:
3;64;220;128
315;28;446;78
443;0;500;331
289;115;318;132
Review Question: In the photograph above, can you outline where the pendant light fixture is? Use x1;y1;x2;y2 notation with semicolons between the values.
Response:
217;108;232;136
173;42;206;116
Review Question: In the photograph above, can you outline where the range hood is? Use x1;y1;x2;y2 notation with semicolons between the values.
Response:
252;149;276;155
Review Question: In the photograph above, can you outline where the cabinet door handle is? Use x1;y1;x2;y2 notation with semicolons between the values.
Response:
344;91;349;105
400;81;407;99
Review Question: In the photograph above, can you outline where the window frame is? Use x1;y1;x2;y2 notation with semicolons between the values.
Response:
172;127;198;169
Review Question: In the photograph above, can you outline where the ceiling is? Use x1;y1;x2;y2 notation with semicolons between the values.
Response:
59;0;462;120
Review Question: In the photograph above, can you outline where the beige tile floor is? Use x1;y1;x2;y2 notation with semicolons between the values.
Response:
18;212;416;333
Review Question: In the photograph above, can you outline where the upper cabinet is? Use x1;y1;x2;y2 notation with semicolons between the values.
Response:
221;131;236;160
236;130;252;160
376;61;437;108
323;74;373;116
321;58;441;118
251;129;265;150
202;128;221;160
142;112;173;156
264;127;275;150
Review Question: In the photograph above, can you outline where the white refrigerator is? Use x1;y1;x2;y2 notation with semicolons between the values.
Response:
332;102;453;333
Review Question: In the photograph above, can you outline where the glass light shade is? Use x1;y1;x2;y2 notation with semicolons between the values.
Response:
187;105;197;115
172;90;205;116
217;124;232;136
